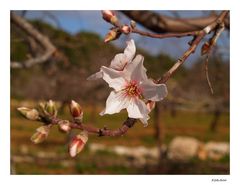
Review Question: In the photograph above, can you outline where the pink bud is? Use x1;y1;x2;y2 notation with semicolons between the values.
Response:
104;29;120;43
69;100;83;123
101;10;118;24
147;101;156;112
69;131;88;157
31;126;50;144
121;25;131;34
58;120;71;133
17;107;39;121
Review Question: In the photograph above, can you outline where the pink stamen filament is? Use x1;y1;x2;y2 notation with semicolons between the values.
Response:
124;81;142;98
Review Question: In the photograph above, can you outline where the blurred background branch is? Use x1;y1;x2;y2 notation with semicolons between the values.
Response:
121;10;229;33
11;12;67;68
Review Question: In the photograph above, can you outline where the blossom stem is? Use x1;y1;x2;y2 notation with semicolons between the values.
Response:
50;117;136;137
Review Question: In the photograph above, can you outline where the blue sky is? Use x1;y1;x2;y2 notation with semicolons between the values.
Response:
14;10;229;67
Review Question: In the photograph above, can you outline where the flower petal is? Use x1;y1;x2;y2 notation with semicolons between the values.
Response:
139;114;150;127
124;54;148;82
87;71;103;80
101;66;126;91
100;91;130;115
140;80;168;101
123;39;136;62
126;98;149;119
109;39;136;71
109;53;127;71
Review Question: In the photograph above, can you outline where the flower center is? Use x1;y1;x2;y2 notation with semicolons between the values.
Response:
124;81;142;98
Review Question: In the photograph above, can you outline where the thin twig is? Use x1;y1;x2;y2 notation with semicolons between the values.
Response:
204;54;214;94
157;11;229;84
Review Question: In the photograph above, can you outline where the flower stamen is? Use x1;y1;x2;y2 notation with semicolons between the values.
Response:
124;81;142;98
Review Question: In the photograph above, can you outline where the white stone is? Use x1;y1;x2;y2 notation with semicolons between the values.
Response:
167;136;200;160
205;142;229;160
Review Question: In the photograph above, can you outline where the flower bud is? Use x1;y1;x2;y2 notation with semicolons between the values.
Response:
130;20;136;29
146;101;156;112
69;131;88;157
121;25;131;34
31;126;50;144
45;100;57;117
201;41;210;55
69;100;83;123
104;29;121;43
101;10;118;25
17;107;39;121
58;120;71;133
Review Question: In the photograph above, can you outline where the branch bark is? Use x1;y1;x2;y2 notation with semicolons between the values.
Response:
121;10;229;33
157;11;229;84
11;12;57;68
50;117;136;137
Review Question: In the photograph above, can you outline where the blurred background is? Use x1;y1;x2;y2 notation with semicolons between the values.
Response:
10;10;229;174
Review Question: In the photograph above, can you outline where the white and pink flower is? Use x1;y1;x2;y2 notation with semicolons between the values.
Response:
88;39;168;126
100;54;167;126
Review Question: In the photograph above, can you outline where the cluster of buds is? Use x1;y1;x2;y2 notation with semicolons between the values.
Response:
17;100;88;157
102;10;136;43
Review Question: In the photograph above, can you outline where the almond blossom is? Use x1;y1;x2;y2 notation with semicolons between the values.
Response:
99;54;168;126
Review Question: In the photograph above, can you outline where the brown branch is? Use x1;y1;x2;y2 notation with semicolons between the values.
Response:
121;10;229;33
50;117;136;137
157;11;229;84
11;12;57;68
131;28;198;39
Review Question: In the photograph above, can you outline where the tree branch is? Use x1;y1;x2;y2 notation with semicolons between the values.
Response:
18;11;229;138
121;10;229;33
132;28;198;39
11;12;57;68
157;11;229;84
50;117;136;137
